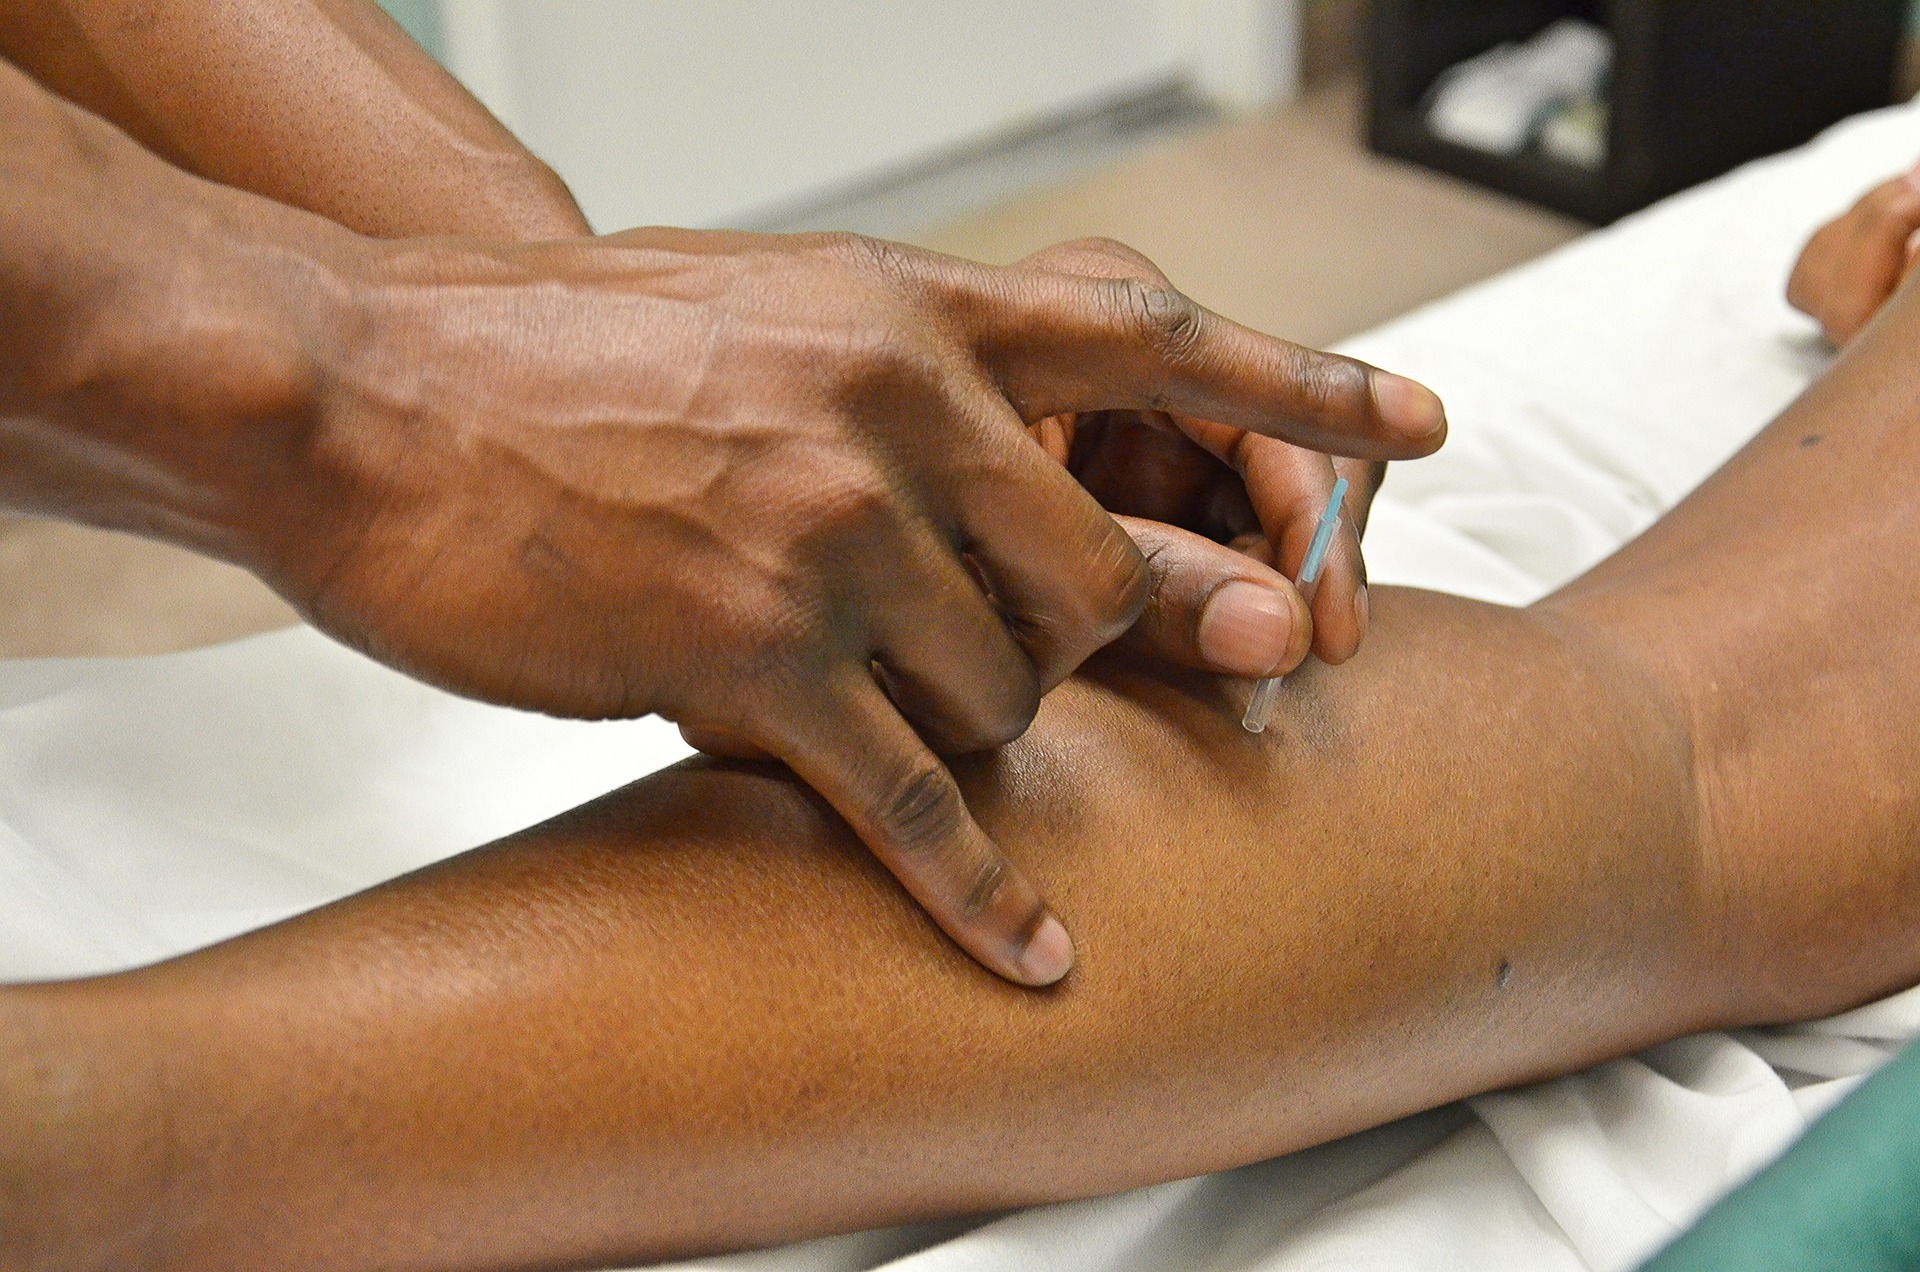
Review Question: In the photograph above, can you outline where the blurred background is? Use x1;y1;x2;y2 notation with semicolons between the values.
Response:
5;0;1912;659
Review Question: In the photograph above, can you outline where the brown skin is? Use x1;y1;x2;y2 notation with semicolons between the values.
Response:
0;1;1380;671
0;15;1450;984
0;0;589;239
7;225;1920;1272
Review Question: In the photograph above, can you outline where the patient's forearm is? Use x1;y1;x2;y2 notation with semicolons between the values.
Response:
3;593;1711;1270
1545;263;1920;1023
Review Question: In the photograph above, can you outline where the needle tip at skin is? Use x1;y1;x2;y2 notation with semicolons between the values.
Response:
1371;371;1447;440
1018;915;1075;985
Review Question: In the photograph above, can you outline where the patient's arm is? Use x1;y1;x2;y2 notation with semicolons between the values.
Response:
6;598;1710;1272
8;274;1920;1272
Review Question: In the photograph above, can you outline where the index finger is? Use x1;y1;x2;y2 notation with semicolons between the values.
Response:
767;670;1073;987
976;271;1447;461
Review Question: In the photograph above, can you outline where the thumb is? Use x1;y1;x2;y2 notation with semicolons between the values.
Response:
1114;515;1312;678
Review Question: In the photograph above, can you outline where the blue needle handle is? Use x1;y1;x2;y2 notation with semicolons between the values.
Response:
1241;476;1348;734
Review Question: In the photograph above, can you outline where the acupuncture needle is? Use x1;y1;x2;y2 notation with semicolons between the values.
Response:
1241;476;1349;734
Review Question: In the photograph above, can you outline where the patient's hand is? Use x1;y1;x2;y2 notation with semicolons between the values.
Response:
1788;165;1920;345
1018;239;1385;665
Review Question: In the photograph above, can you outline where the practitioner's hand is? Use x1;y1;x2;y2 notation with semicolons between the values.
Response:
1102;515;1316;676
1789;164;1920;345
266;227;1446;987
1016;239;1415;666
688;513;1319;755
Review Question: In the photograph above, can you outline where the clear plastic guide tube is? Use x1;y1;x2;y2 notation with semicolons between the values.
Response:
1241;476;1348;734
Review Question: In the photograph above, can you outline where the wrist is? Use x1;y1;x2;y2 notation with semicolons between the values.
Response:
0;72;361;571
56;205;359;568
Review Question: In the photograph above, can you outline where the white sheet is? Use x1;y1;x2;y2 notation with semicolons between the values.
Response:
7;99;1920;1271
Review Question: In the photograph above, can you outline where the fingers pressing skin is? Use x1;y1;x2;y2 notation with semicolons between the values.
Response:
862;520;1045;755
767;671;1072;987
689;522;1313;769
1788;167;1920;345
48;124;1444;995
1113;516;1312;678
684;517;1314;763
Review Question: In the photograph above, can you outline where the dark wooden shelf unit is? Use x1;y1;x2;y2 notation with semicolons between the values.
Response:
1368;0;1907;224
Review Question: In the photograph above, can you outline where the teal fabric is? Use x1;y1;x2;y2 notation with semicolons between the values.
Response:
1642;1039;1920;1270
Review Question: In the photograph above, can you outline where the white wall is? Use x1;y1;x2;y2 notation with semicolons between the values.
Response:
442;1;1300;233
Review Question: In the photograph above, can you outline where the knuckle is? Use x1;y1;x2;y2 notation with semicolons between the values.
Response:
1290;346;1371;426
1074;234;1133;257
726;606;828;700
1129;532;1179;627
1065;236;1164;280
773;452;915;561
973;673;1042;749
878;762;969;859
1119;279;1206;368
1081;521;1151;641
960;857;1010;917
822;324;961;420
806;469;899;540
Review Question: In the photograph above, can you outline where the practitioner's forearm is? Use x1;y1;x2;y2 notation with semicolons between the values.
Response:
0;0;589;239
0;60;353;558
4;593;1711;1270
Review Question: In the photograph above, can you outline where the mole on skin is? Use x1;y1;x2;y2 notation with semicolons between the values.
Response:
1496;960;1514;990
1800;434;1824;448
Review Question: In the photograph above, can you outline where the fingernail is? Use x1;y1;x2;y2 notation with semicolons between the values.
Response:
1371;371;1447;439
1197;580;1294;677
1020;915;1075;985
1354;583;1370;641
1905;165;1920;195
